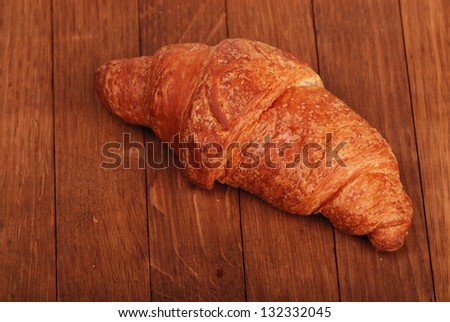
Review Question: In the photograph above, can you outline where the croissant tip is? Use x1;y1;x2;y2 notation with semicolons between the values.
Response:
94;57;154;126
369;226;409;252
94;61;114;111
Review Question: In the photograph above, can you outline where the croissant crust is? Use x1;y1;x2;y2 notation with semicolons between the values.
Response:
95;39;412;252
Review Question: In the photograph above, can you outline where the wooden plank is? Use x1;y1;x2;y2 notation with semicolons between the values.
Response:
139;0;245;301
53;0;150;300
400;0;449;301
0;0;56;301
227;0;340;301
314;0;434;300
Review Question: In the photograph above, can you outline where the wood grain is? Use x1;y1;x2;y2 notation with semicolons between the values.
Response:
314;0;434;300
400;0;449;301
227;0;340;301
53;0;150;300
139;0;245;301
0;0;56;301
0;0;445;302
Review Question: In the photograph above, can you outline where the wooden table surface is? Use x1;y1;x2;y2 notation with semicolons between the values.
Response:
1;0;448;301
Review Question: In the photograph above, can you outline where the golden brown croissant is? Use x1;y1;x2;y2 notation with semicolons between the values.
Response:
95;39;412;252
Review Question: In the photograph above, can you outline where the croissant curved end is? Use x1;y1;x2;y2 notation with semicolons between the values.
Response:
368;223;410;252
95;57;153;127
370;188;413;252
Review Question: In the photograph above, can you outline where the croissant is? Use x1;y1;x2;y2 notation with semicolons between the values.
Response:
95;39;412;252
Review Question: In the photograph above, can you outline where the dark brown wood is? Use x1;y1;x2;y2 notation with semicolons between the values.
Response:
400;0;449;301
53;0;150;300
1;0;445;302
139;0;245;301
227;0;340;301
313;0;434;300
0;0;56;301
